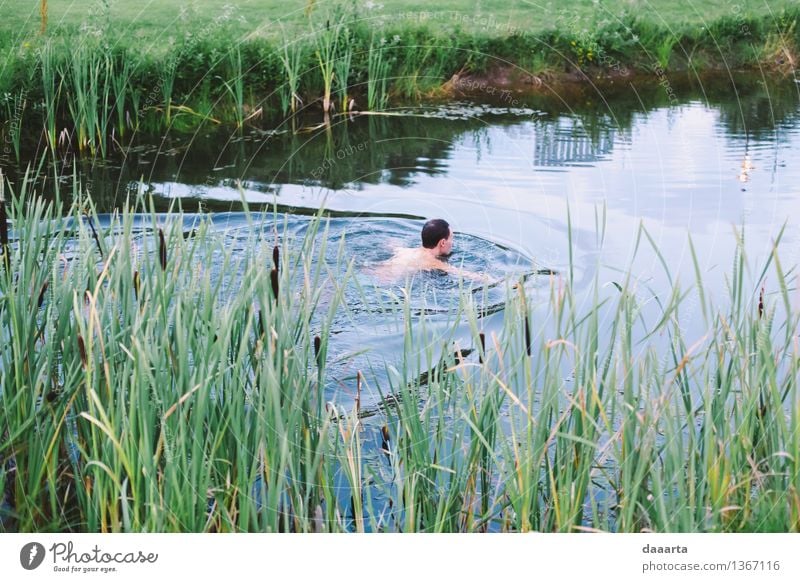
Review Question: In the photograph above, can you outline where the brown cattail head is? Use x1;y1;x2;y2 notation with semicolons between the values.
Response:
380;425;390;454
479;332;485;364
758;284;765;318
257;309;265;338
77;334;87;369
270;267;279;299
158;228;167;271
524;314;532;357
133;270;140;301
314;334;322;360
272;245;280;272
37;281;49;308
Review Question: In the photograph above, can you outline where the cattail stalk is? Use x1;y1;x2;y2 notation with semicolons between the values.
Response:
355;371;362;414
86;212;104;260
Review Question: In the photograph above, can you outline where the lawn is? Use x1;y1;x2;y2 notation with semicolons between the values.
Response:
2;0;796;43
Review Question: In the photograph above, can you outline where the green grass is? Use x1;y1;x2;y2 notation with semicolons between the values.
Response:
1;170;799;533
3;1;799;42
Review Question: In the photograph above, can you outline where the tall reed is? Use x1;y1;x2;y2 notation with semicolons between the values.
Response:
311;12;343;114
39;41;61;153
220;46;245;129
367;34;390;111
278;27;305;116
334;27;353;113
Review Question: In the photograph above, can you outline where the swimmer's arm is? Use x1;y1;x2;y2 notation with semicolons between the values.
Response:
440;262;497;284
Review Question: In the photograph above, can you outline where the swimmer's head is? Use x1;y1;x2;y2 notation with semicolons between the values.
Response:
421;218;453;256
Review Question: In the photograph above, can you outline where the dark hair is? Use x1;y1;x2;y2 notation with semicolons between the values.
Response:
421;218;450;249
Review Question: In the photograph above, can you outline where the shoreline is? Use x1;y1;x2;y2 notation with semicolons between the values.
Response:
1;8;798;157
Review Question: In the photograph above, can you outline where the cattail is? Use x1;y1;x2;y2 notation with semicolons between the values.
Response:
37;281;49;308
86;213;104;260
380;425;390;454
479;332;485;364
518;279;531;356
356;371;362;414
272;245;280;272
133;270;140;301
758;284;765;318
313;334;322;368
77;334;87;369
158;228;167;271
524;314;532;356
270;267;279;299
257;309;265;338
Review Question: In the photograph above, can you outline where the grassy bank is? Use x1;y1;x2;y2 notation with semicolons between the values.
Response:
1;171;799;532
0;1;799;158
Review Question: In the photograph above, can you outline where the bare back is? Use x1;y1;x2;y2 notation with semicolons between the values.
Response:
367;247;490;284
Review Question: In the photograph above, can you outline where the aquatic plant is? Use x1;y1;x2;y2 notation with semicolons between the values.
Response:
109;51;131;139
59;42;113;156
38;41;61;153
334;27;353;113
219;46;245;129
366;33;390;110
278;25;306;116
310;10;343;114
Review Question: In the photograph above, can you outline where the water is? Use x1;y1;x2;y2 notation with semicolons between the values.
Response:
3;72;800;530
8;74;798;306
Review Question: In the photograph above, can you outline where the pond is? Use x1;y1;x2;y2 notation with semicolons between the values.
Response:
7;72;798;375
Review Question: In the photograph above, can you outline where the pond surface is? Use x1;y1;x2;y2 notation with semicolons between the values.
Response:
7;73;798;313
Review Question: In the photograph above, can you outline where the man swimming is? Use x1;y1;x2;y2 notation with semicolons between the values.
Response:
370;218;492;283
